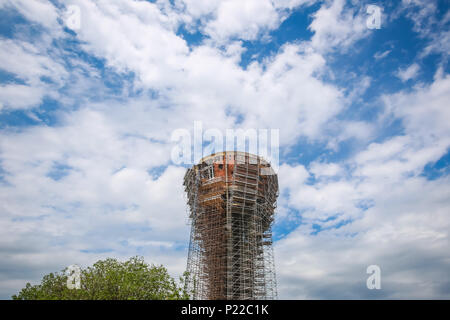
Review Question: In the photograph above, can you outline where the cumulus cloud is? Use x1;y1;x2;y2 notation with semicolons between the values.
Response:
178;0;315;42
60;0;350;145
0;39;67;110
0;0;61;32
0;108;190;297
0;84;45;111
308;0;368;53
276;72;450;298
0;0;448;300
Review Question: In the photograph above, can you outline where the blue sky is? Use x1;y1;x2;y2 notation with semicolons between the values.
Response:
0;0;449;299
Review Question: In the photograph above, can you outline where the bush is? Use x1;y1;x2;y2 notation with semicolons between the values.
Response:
12;256;189;300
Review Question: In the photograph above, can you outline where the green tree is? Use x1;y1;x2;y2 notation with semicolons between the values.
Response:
12;256;189;300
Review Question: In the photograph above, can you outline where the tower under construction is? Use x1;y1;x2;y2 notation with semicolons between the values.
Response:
184;151;278;300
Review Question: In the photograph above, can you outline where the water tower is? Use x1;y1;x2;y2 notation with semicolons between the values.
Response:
184;151;278;300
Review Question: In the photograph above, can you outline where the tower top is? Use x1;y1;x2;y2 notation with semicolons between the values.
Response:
199;151;271;166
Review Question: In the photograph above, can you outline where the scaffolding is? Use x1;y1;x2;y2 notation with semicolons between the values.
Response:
184;151;278;300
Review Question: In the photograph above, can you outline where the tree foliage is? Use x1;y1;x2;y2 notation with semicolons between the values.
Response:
12;256;189;300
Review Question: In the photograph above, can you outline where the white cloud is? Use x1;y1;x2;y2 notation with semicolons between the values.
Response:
0;40;66;83
0;84;45;111
309;161;343;178
276;174;450;299
0;38;68;110
308;0;368;53
64;0;348;145
374;49;391;60
0;106;190;297
279;163;310;190
273;0;315;10
401;0;437;36
275;72;450;298
0;0;351;296
178;0;315;42
396;63;420;82
401;0;449;59
70;0;188;88
0;0;449;300
203;0;280;41
385;71;450;140
0;0;61;32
